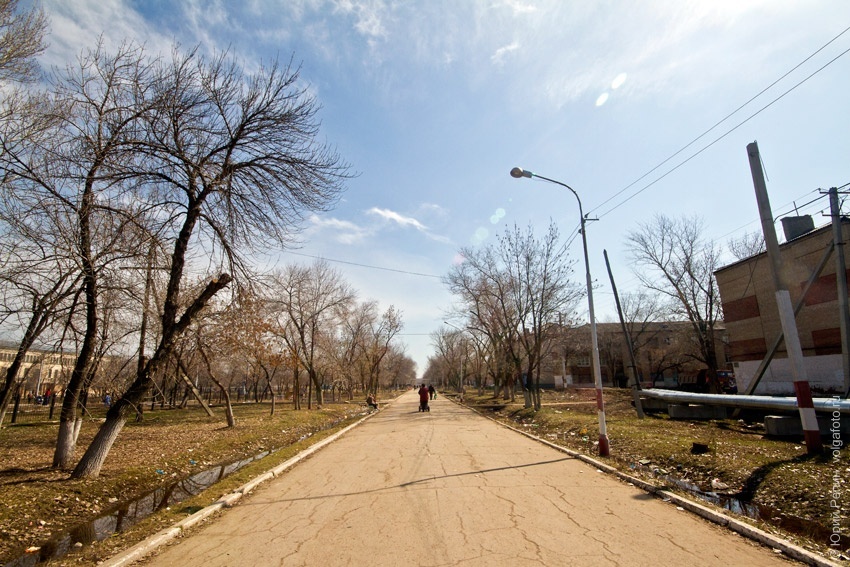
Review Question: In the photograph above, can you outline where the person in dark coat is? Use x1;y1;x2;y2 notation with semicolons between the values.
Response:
418;384;429;411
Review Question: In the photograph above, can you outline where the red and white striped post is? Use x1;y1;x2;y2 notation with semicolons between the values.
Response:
794;381;823;454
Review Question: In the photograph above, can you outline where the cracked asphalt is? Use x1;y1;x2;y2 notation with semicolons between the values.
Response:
142;390;796;566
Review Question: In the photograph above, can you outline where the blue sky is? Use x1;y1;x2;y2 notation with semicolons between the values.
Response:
33;1;850;376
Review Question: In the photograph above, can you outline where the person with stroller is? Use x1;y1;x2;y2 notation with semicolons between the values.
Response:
418;384;430;412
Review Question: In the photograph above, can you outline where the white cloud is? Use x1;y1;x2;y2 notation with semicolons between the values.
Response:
502;0;537;16
333;0;389;39
491;41;519;66
306;214;371;244
367;207;427;230
367;207;453;244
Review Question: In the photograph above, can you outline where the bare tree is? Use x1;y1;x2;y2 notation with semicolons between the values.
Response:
333;300;377;399
0;42;157;466
270;261;354;408
431;327;466;392
186;306;239;428
626;214;724;390
0;0;49;84
445;222;581;409
71;46;350;478
362;305;403;394
500;222;581;409
445;244;522;400
0;198;82;425
380;345;415;389
728;230;766;261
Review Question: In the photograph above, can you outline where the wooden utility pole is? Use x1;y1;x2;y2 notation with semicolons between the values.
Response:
747;141;821;453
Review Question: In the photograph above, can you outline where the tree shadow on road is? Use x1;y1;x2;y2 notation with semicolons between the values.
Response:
248;456;576;504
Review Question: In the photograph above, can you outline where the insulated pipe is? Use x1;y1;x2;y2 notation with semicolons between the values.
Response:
640;389;850;414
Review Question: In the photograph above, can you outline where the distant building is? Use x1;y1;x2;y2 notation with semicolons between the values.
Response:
0;342;75;396
539;321;730;389
714;217;849;394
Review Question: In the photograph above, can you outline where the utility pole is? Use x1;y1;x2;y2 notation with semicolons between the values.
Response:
828;187;850;396
603;250;644;418
747;141;821;453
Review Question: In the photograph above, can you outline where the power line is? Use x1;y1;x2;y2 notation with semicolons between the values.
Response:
282;250;443;279
717;182;848;243
588;26;850;219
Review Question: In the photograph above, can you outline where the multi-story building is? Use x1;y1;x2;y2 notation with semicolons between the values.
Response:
539;321;730;389
0;341;76;397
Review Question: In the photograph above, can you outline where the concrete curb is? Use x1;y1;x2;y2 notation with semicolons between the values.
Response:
455;397;843;567
100;403;385;567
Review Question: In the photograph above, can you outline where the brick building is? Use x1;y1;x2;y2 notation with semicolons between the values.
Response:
714;217;849;394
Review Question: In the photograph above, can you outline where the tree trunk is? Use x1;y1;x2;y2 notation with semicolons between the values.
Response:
0;339;34;427
267;381;276;416
71;413;127;478
54;174;100;470
224;395;235;428
72;274;232;478
305;369;323;407
200;352;234;428
52;419;77;470
72;417;83;444
293;366;301;410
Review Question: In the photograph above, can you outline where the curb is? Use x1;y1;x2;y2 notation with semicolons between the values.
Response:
101;404;385;567
454;397;843;567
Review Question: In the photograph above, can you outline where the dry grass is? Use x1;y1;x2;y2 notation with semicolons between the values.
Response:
0;398;380;565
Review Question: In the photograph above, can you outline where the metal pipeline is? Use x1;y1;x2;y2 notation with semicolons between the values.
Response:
639;389;850;414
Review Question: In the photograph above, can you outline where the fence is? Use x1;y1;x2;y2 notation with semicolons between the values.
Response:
4;383;364;426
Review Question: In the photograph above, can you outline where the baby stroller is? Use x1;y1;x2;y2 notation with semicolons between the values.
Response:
419;400;430;412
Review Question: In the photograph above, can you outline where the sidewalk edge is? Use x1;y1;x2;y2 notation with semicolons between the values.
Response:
456;397;842;567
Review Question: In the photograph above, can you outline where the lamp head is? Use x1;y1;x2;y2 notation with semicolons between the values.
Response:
510;167;532;179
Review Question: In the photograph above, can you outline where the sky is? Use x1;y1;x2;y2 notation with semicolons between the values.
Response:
30;0;850;377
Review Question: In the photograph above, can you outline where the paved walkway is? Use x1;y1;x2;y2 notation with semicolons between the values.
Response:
143;391;797;566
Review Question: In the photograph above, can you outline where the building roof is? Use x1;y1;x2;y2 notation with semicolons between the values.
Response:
714;218;848;276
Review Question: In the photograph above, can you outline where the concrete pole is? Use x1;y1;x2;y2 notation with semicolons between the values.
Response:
747;141;821;453
828;188;850;396
510;167;609;456
579;216;610;456
603;249;644;419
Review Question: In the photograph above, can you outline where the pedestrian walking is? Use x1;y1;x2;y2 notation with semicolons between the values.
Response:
418;384;430;412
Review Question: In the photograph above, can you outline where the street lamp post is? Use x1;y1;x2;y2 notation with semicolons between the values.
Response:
510;167;610;457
